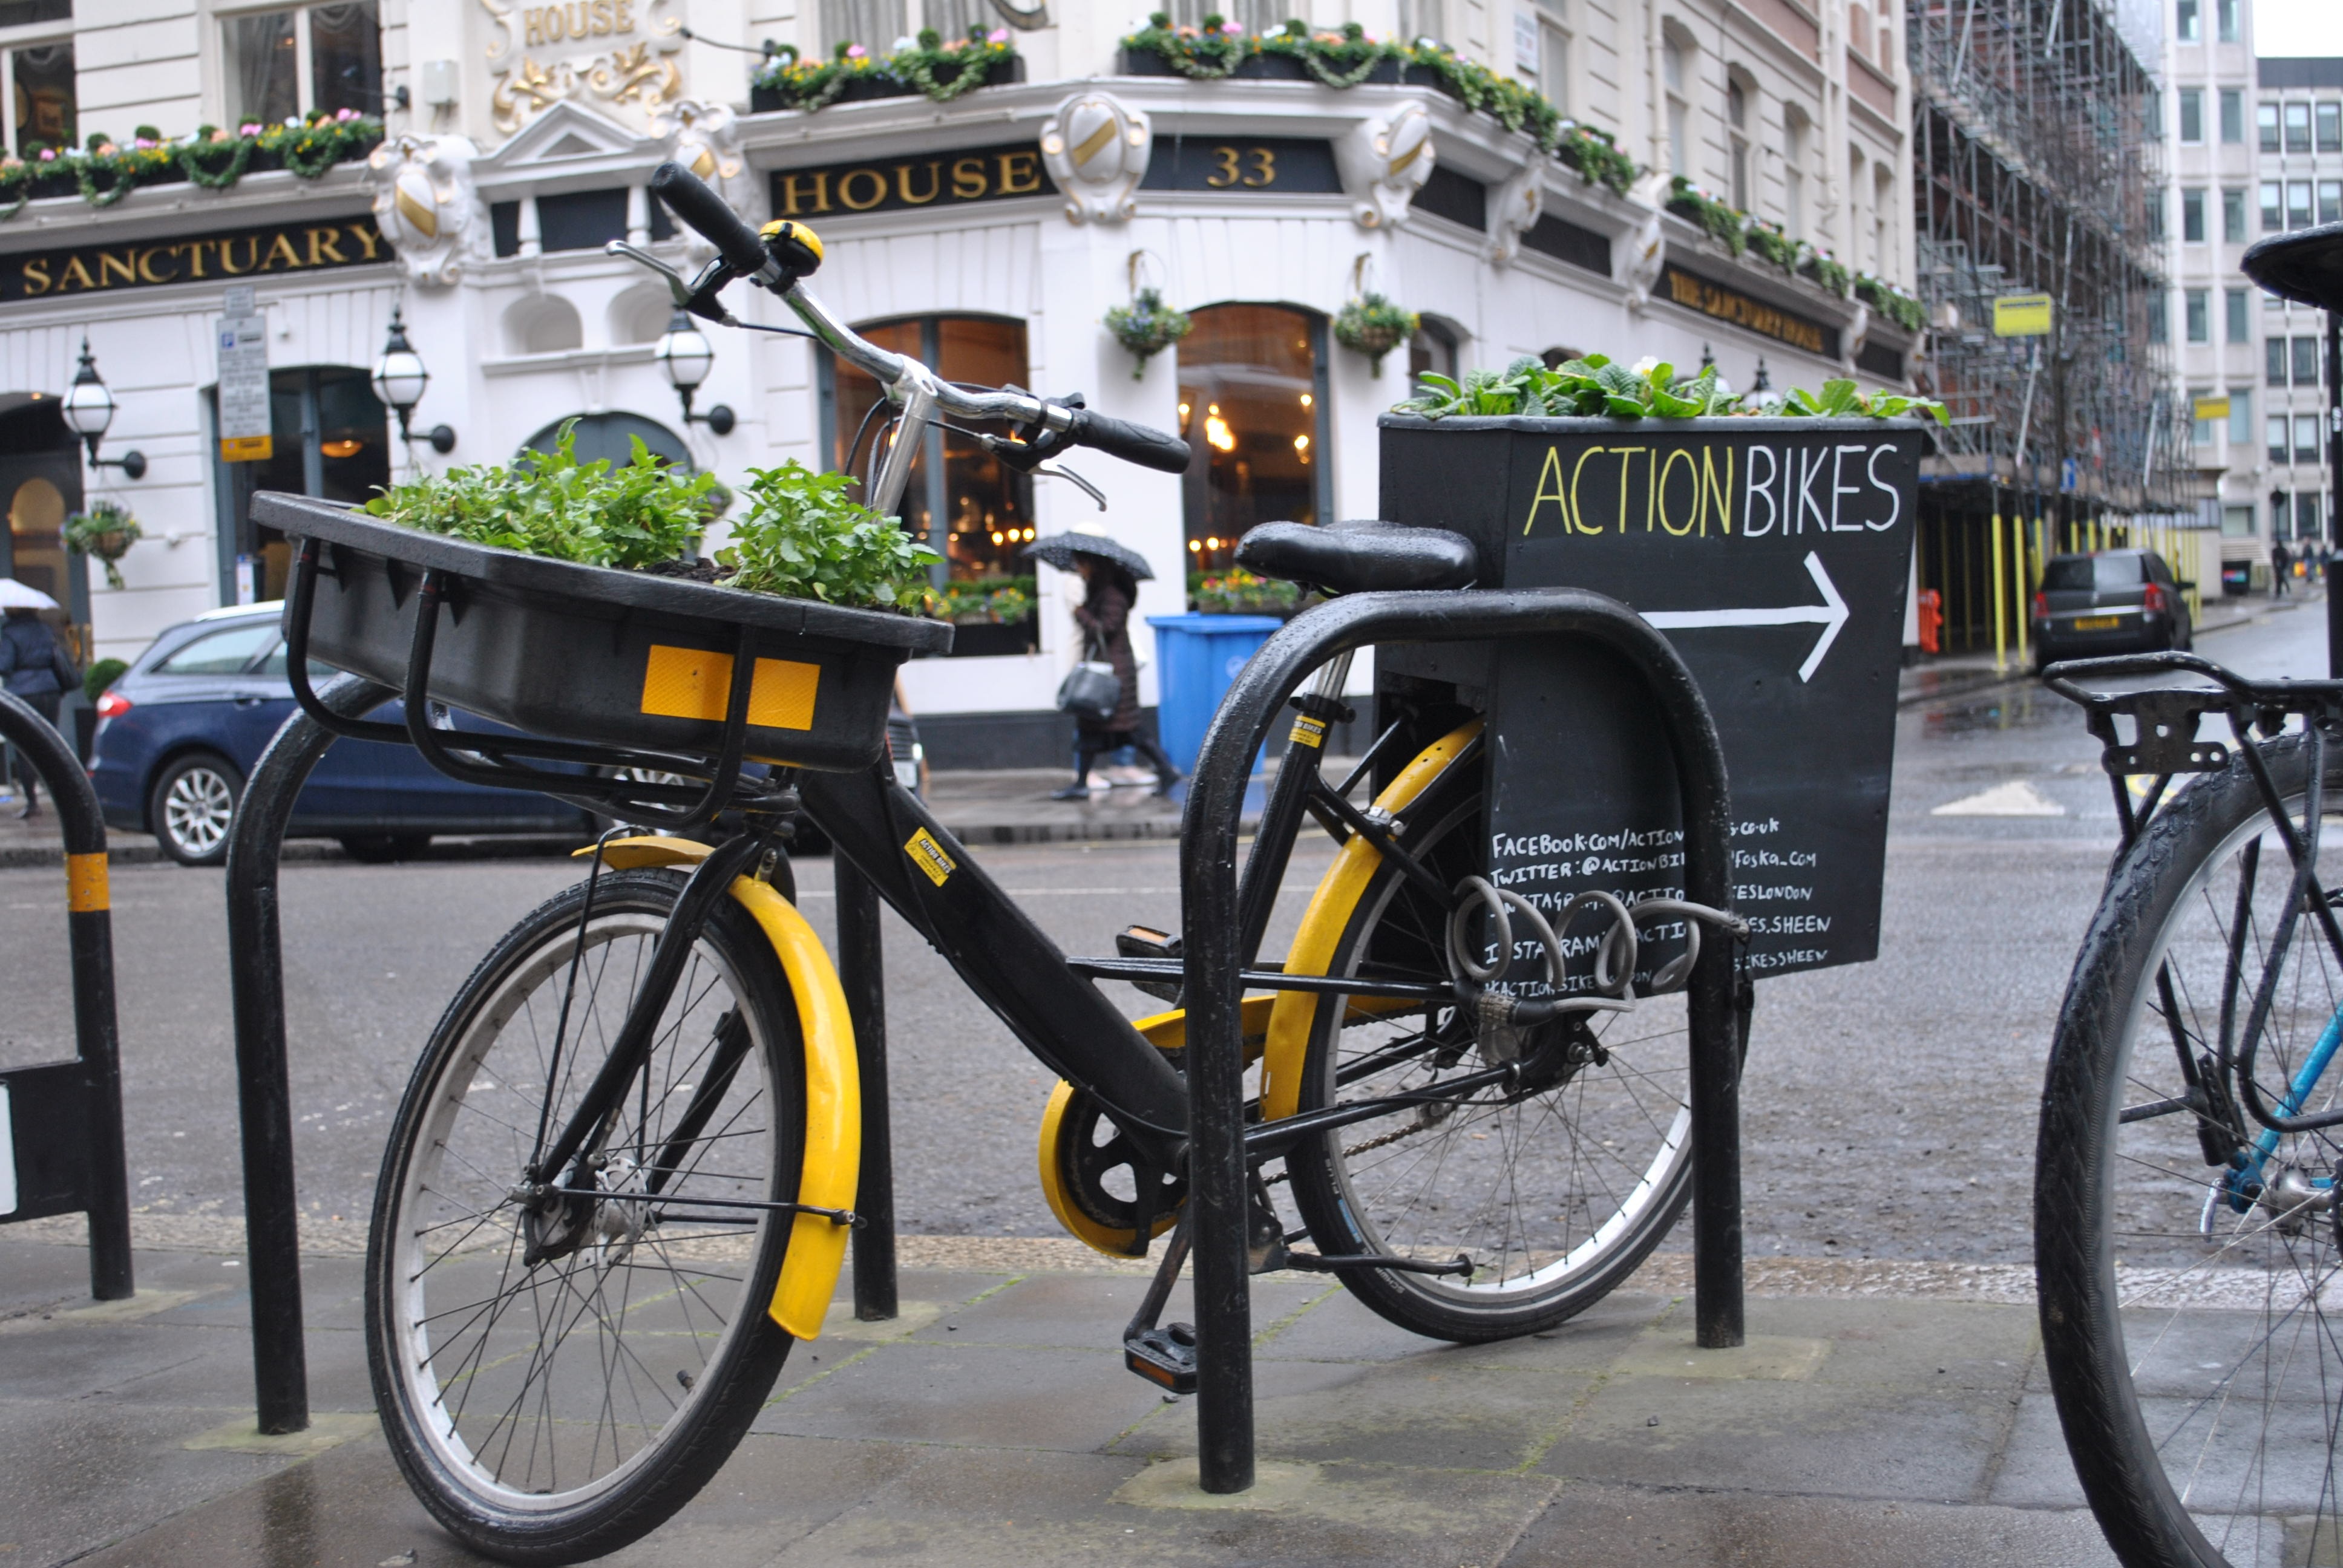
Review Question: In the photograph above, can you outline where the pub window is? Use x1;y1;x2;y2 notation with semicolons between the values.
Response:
1178;303;1328;573
0;397;86;659
1;39;73;158
819;313;1032;585
211;365;387;604
818;0;901;54
223;0;381;128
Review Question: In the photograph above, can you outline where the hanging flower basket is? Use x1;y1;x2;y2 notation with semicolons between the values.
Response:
1334;293;1419;377
1103;289;1193;380
64;500;140;590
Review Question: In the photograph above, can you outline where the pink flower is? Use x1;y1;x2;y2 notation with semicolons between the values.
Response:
133;138;153;149
240;123;261;135
845;43;866;58
336;106;358;120
38;148;53;160
1221;20;1242;33
986;27;1006;42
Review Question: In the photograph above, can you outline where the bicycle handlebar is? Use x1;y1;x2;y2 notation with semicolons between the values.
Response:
1064;407;1193;474
640;163;1191;475
649;163;774;281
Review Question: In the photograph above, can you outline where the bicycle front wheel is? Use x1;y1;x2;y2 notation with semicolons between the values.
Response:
365;868;806;1565
2038;734;2343;1567
1283;753;1697;1341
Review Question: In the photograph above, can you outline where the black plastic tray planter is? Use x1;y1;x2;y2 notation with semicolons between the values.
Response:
255;493;952;774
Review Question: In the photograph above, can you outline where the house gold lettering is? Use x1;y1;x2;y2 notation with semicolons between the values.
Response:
521;0;635;46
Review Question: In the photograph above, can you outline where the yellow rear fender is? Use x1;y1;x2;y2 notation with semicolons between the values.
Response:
574;836;859;1341
1259;719;1483;1122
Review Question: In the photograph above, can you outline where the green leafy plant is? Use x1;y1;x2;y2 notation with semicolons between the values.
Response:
1396;352;1948;424
1103;288;1193;379
1799;249;1851;297
1188;566;1300;614
718;462;939;608
64;500;140;589
928;575;1037;623
1854;272;1928;332
752;26;1018;109
1334;292;1419;376
82;657;128;704
367;423;715;569
0;110;380;218
1666;177;1746;255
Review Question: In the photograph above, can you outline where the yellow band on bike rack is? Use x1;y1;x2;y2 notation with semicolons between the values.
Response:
1259;717;1484;1123
573;835;861;1340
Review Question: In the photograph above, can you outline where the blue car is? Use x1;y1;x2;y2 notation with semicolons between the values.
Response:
90;603;598;866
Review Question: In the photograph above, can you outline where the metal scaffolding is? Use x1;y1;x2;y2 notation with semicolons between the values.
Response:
1908;0;2198;653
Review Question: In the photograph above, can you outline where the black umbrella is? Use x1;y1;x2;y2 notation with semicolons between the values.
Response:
1022;530;1155;581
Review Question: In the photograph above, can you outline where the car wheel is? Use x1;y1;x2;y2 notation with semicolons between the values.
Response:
149;752;243;867
339;834;430;864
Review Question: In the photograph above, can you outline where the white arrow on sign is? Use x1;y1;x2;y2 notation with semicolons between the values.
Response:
1641;550;1850;684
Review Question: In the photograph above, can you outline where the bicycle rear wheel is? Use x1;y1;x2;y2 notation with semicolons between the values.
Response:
365;868;805;1565
2038;733;2343;1567
1283;753;1697;1341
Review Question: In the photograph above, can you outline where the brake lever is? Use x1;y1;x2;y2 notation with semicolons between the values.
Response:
1037;460;1107;511
683;257;739;324
601;240;695;309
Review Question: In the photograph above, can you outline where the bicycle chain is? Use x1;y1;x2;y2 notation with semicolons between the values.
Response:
1262;1113;1435;1185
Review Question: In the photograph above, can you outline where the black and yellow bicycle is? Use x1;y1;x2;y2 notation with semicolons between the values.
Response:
270;165;1740;1564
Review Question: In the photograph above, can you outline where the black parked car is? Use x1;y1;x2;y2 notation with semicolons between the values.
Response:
90;604;600;866
2031;549;2194;672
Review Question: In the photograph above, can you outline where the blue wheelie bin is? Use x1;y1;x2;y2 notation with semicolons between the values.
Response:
1144;613;1285;776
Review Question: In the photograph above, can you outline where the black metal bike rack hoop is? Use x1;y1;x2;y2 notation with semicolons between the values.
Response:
1177;587;1744;1495
0;691;133;1301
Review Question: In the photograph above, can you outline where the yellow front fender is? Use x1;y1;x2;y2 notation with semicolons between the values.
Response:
578;837;859;1339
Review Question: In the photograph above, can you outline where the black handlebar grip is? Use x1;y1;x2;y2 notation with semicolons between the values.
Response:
650;162;770;278
1066;408;1192;474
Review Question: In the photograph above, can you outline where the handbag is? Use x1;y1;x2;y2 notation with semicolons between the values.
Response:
1055;633;1121;724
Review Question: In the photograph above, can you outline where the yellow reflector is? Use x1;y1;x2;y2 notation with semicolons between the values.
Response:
65;852;108;913
639;645;819;731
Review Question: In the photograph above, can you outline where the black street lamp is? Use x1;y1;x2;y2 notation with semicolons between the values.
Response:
371;306;456;454
61;338;145;480
657;309;734;436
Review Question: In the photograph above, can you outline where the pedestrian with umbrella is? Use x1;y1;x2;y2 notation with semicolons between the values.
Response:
1024;531;1181;800
0;578;77;818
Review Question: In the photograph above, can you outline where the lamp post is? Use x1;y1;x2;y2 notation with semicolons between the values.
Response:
61;339;145;480
371;306;456;455
657;309;734;436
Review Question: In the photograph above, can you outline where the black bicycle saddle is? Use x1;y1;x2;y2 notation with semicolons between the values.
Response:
1235;519;1479;595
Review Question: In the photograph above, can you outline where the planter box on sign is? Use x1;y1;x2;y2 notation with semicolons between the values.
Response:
1377;413;1925;984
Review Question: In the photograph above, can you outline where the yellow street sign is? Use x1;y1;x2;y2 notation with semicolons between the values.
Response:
2192;396;2230;422
218;434;272;462
1993;294;2054;337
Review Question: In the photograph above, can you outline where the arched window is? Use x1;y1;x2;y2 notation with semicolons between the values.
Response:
1726;74;1752;209
517;413;691;469
1661;34;1693;178
505;294;582;356
0;396;84;647
210;365;389;603
1848;2;1872;59
1409;315;1461;387
818;313;1032;582
1783;108;1811;234
609;283;678;346
1178;303;1327;572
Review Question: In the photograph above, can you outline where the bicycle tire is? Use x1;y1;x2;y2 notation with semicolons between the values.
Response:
1283;752;1696;1341
2037;732;2343;1567
365;868;806;1565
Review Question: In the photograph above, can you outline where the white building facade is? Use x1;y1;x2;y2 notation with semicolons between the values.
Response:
0;0;1913;762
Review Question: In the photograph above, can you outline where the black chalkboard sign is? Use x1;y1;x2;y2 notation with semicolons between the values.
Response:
1377;415;1923;982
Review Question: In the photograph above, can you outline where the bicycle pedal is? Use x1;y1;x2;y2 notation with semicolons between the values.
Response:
1116;925;1185;1003
1124;1322;1199;1394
